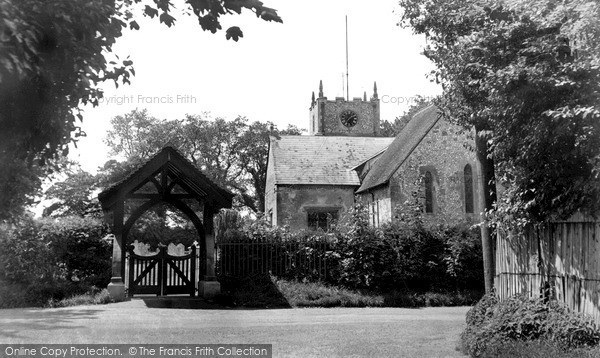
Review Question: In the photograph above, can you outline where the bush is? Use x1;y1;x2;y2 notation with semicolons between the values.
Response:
477;339;600;358
335;204;483;292
460;294;600;357
43;216;112;288
0;216;111;307
217;224;339;282
216;205;484;295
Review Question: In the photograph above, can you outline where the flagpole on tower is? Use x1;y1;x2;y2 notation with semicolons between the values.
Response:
345;15;349;101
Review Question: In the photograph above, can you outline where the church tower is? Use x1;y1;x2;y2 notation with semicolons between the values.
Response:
309;80;380;136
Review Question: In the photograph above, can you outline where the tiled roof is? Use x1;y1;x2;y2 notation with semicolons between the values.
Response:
356;105;442;193
98;146;234;209
270;136;394;186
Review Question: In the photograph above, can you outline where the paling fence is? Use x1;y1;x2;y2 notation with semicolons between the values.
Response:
495;213;600;321
215;235;333;281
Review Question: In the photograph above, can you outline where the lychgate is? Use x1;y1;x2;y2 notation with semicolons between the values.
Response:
98;146;233;301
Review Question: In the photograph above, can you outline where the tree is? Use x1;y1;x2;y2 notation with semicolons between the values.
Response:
0;0;282;222
379;96;433;136
399;0;600;291
237;120;303;212
104;109;302;213
43;166;100;218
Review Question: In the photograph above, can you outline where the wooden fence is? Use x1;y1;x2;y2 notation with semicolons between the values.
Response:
215;236;331;280
495;213;600;321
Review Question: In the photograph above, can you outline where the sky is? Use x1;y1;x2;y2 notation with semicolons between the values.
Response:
72;0;441;173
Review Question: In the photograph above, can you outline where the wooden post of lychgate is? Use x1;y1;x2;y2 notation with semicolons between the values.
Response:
199;205;221;298
190;244;197;297
107;200;126;301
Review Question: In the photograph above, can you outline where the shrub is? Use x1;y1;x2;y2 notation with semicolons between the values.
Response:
42;216;112;288
215;205;484;295
0;218;57;284
460;294;600;357
336;225;398;290
0;280;37;308
217;224;338;282
0;216;111;307
478;339;600;358
335;205;483;292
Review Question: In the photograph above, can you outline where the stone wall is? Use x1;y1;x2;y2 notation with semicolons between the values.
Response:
309;97;380;136
264;144;277;223
274;184;356;231
361;185;392;227
389;118;480;223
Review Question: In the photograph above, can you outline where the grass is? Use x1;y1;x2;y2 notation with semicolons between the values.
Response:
49;288;113;308
276;279;383;307
0;280;113;309
218;274;482;309
1;275;480;310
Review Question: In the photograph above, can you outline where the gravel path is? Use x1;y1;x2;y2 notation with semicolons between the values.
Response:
0;300;470;358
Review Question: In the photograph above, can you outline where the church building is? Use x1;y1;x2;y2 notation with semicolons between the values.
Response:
265;81;480;231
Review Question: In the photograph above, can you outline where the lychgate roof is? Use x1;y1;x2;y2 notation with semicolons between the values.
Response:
357;105;442;193
269;136;394;186
98;146;234;209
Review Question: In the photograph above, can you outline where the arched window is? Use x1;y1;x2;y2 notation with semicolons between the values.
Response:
464;164;474;214
424;171;434;213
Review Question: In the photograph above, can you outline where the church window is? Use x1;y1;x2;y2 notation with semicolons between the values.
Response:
424;171;434;213
307;210;338;231
369;199;380;227
464;164;474;214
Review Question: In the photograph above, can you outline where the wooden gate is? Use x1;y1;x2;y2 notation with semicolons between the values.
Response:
127;245;197;297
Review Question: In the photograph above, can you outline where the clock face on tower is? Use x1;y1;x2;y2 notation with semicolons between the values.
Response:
339;109;358;128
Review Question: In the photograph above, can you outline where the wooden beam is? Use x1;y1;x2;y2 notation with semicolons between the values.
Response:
128;193;199;199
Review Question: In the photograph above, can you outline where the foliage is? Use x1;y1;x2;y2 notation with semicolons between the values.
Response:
42;216;112;288
0;218;56;284
379;95;433;136
468;339;600;358
460;294;600;357
103;109;303;212
0;158;44;222
0;216;111;306
217;218;337;282
43;164;101;217
331;202;483;292
128;202;198;249
0;0;281;223
399;0;600;224
0;281;113;309
0;280;33;308
42;158;142;219
215;205;484;293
